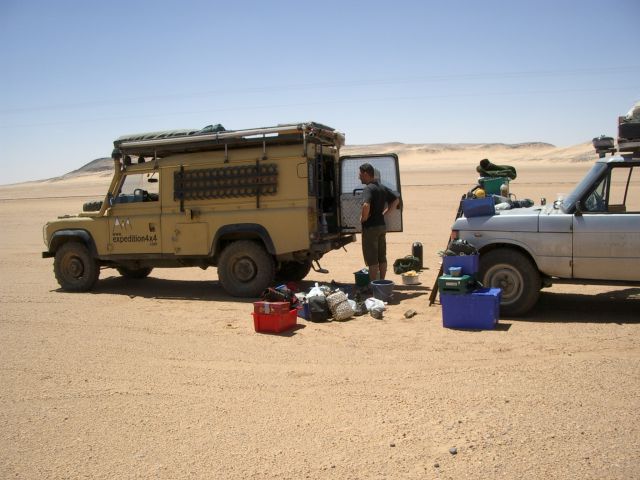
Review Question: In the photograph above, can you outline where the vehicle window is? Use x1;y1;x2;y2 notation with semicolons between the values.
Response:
583;175;607;212
115;172;159;204
609;166;639;213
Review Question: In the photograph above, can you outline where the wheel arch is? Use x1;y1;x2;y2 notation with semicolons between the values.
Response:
211;223;276;263
49;230;98;257
478;242;539;272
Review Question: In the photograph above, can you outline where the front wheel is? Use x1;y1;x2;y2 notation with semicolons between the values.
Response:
479;249;541;316
217;240;275;297
54;242;99;292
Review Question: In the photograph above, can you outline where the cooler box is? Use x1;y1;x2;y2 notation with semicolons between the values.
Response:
440;288;501;330
252;309;297;333
253;301;291;315
437;274;475;294
462;197;495;218
480;177;509;195
442;254;479;276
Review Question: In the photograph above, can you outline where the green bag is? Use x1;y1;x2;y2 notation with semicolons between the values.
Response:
393;255;421;274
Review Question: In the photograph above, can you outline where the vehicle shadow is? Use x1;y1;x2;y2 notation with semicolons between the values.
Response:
505;288;640;324
84;275;254;303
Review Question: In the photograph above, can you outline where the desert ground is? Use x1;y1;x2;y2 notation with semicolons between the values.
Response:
1;143;639;479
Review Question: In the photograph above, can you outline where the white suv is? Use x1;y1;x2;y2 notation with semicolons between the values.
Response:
450;152;640;316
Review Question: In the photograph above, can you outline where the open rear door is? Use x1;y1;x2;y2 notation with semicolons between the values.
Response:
339;154;402;234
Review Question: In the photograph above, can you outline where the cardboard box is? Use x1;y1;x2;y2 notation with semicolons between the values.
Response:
440;288;501;330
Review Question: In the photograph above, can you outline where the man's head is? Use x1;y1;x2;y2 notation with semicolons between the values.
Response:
359;163;375;184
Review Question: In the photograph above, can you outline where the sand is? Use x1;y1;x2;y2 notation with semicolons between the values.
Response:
1;144;639;479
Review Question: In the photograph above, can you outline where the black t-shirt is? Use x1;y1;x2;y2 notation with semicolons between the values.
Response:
362;181;398;228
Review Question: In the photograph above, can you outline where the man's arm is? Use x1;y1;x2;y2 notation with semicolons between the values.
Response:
382;197;399;215
360;202;370;223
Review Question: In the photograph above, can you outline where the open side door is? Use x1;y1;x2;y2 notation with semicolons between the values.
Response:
339;154;402;234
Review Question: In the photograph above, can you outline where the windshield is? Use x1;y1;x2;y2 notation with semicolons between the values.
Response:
561;162;608;213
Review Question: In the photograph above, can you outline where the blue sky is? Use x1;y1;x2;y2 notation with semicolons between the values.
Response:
1;0;639;184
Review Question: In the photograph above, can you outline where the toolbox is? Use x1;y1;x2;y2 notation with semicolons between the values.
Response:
437;274;475;294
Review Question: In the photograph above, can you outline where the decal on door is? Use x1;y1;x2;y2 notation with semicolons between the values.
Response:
112;217;158;245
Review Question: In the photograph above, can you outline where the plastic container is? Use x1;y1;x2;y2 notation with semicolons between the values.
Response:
354;269;370;287
440;288;501;330
253;301;291;315
437;274;475;295
297;303;310;320
401;273;421;285
462;197;496;218
480;177;509;195
371;280;394;302
252;309;297;333
442;254;479;276
448;266;462;277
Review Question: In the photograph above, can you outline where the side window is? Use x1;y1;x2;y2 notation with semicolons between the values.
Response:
583;175;608;212
115;172;160;204
609;166;639;213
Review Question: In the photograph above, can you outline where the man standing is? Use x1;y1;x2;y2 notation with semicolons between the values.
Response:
359;163;400;281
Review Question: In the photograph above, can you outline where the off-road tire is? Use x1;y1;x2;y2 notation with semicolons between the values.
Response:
116;266;153;279
217;240;275;297
83;200;103;212
479;248;541;317
54;241;99;292
276;260;313;282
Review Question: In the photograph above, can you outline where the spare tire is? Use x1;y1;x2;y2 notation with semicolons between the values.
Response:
83;200;103;212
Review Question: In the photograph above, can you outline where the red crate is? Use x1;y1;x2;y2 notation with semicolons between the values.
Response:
252;309;297;333
253;301;291;315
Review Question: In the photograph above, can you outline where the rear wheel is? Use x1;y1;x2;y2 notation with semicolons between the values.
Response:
276;260;312;282
54;242;99;292
217;240;275;297
116;266;153;279
479;249;541;316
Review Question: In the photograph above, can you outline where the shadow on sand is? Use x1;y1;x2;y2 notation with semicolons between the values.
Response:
504;288;640;324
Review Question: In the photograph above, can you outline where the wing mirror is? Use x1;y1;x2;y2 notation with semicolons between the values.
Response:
575;201;583;217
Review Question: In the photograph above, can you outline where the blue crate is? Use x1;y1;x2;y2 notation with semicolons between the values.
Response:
440;288;501;330
462;197;495;218
442;254;479;276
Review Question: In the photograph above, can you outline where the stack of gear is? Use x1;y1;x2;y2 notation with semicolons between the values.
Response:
438;242;500;329
476;158;517;180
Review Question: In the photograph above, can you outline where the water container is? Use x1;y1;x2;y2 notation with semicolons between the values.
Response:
412;242;423;269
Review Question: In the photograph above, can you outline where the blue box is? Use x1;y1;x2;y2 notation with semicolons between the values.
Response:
462;197;495;218
297;303;310;320
440;288;501;330
442;254;479;276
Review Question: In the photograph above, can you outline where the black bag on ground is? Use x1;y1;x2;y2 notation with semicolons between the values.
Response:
308;295;330;322
393;255;422;274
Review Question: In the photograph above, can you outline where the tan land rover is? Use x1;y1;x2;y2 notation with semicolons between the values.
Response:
42;122;403;297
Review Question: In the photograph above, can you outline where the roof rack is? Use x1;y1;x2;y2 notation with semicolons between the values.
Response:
112;122;345;158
